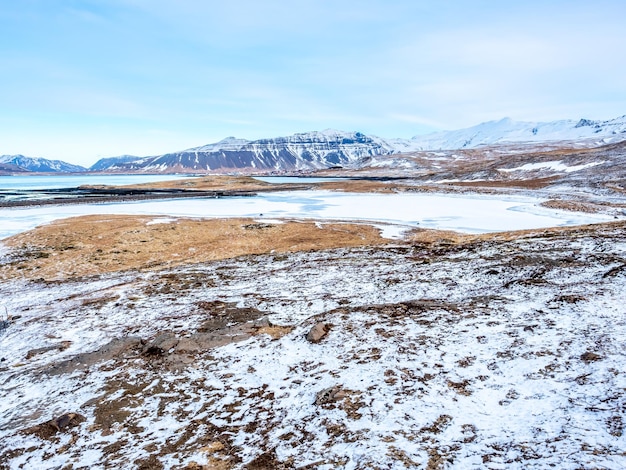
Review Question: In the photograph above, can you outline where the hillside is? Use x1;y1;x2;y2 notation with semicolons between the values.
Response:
1;220;625;468
407;115;626;150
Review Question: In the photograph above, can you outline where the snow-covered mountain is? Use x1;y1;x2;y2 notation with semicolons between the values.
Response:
89;155;143;172
91;130;396;172
0;155;86;173
6;115;626;174
92;116;626;173
406;115;626;150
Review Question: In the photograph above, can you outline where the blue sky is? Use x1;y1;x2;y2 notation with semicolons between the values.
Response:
1;0;625;166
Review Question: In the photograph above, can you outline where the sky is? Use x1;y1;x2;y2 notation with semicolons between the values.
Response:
1;0;625;166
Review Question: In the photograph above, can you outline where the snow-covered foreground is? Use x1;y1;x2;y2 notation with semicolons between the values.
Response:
1;223;625;468
0;190;617;239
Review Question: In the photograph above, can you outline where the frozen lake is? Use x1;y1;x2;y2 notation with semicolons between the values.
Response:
0;190;616;240
0;174;188;190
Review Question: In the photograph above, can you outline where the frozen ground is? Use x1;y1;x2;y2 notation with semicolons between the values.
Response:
0;190;618;239
1;222;625;469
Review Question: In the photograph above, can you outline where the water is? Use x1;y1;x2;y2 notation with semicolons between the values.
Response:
0;190;616;240
0;174;189;190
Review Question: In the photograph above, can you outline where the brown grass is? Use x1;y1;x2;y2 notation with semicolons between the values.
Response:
405;220;626;246
81;176;275;192
541;199;604;213
449;176;560;189
115;175;406;194
318;180;400;193
1;216;387;280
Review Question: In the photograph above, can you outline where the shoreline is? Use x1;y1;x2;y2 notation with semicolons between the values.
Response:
0;187;306;208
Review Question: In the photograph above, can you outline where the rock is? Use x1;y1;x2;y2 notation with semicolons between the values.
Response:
22;412;86;439
26;341;73;359
175;337;204;353
26;346;59;359
580;351;602;362
46;337;142;376
253;316;272;328
306;323;331;343
144;332;179;356
51;413;85;431
314;386;345;405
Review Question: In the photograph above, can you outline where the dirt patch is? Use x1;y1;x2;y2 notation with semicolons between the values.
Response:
1;216;387;281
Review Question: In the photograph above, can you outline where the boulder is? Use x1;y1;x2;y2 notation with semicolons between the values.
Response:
314;386;346;405
22;413;86;439
144;333;179;356
306;323;331;343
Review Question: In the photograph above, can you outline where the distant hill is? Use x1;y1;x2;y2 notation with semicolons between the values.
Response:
406;115;626;150
89;155;143;171
0;155;86;173
91;116;626;173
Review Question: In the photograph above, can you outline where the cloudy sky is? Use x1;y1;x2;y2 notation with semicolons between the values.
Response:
1;0;625;166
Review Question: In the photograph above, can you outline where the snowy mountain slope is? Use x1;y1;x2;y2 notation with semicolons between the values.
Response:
407;115;626;150
0;155;86;173
89;155;143;171
0;161;29;174
342;139;626;196
95;130;397;173
92;115;626;173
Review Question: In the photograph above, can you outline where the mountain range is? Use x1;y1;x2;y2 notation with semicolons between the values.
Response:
2;115;625;174
0;155;87;174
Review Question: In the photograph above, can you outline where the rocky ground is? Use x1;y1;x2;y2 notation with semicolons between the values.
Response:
1;217;625;469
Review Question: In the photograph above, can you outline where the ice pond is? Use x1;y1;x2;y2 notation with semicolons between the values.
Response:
0;174;187;190
0;190;617;240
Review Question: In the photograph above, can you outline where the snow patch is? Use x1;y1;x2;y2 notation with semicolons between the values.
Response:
146;217;177;225
500;161;604;173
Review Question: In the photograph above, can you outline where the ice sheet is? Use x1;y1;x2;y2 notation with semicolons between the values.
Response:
0;190;617;240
